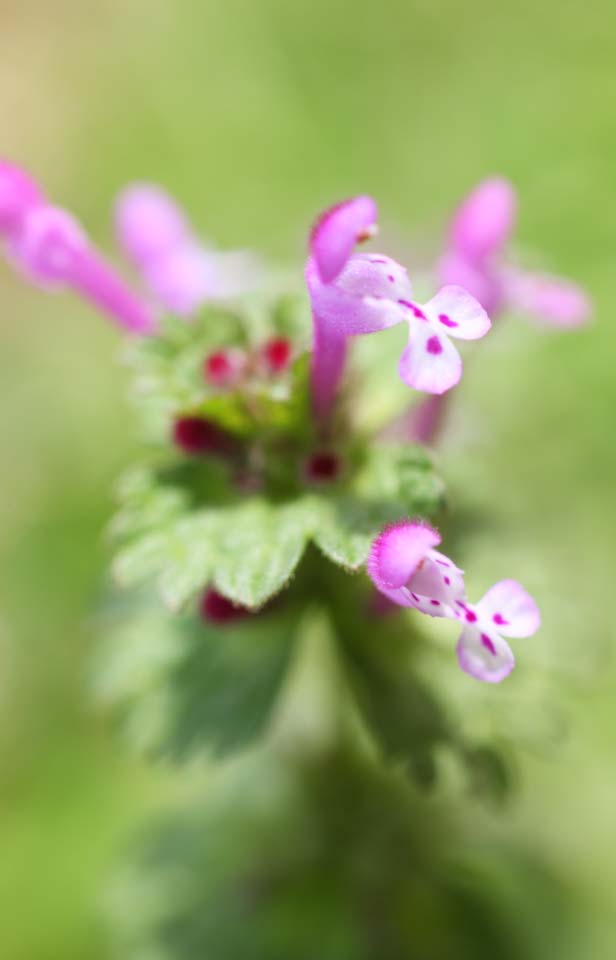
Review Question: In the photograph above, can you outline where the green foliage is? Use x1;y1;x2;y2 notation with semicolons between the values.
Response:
109;748;564;960
95;591;296;759
111;444;443;609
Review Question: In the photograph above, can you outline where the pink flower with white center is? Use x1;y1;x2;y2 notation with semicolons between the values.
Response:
367;520;466;619
439;177;591;327
6;191;155;336
456;580;541;684
367;522;541;682
306;197;491;416
115;183;260;316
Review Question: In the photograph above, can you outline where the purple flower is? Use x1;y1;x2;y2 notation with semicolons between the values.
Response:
0;162;155;335
367;521;540;683
306;197;491;418
456;580;541;684
367;520;466;619
115;183;260;316
439;177;591;326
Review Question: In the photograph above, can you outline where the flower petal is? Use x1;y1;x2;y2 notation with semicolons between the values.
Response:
398;323;462;394
424;285;491;340
476;579;541;638
0;162;44;236
310;195;378;284
408;549;466;617
115;183;191;266
449;177;517;263
367;521;441;596
437;252;501;313
505;269;592;328
142;244;214;315
307;253;409;335
457;624;515;683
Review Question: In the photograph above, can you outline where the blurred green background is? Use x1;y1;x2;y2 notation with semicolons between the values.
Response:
1;1;614;956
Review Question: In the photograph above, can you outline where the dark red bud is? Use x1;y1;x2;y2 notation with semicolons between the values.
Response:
199;587;250;624
203;348;246;387
173;416;235;456
262;337;292;375
304;451;341;484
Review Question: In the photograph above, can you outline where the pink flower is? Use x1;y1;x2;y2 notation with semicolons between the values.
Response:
306;197;491;417
439;177;591;326
367;522;541;683
367;520;465;619
0;163;155;335
115;183;260;316
306;196;380;421
456;580;540;684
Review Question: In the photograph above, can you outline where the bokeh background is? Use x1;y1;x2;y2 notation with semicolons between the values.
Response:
1;1;614;957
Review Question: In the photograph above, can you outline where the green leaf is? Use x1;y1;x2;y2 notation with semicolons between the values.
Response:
113;498;311;611
95;594;296;760
212;499;311;608
312;444;445;569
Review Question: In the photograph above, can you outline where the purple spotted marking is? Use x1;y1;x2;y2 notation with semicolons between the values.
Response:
411;592;420;603
436;559;450;567
438;313;458;328
426;335;443;355
481;633;497;656
430;599;440;606
369;257;388;264
387;274;395;282
444;576;451;585
465;610;478;623
398;299;427;320
493;613;509;626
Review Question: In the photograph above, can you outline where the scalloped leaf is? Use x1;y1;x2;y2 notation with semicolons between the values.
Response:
111;445;444;609
211;499;311;607
113;498;311;611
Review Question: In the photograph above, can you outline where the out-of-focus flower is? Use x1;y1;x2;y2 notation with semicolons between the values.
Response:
0;162;155;334
456;580;541;683
115;183;261;316
439;177;591;326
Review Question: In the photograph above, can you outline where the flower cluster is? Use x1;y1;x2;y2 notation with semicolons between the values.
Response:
368;520;540;683
1;161;589;688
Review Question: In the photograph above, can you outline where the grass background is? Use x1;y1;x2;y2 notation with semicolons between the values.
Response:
0;1;614;956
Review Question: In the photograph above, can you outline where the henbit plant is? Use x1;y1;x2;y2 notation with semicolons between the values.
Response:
0;163;590;959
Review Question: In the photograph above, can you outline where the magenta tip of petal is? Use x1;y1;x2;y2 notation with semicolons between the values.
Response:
0;161;45;235
450;177;517;264
368;519;441;592
310;195;378;284
115;182;191;265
